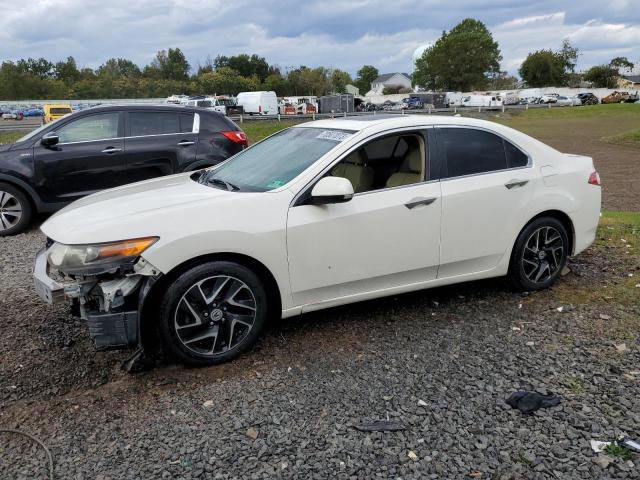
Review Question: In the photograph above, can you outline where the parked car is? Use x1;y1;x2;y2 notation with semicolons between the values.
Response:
601;91;635;104
236;91;278;115
33;115;601;367
576;93;599;105
402;96;424;109
538;94;559;104
185;96;226;115
555;95;581;106
0;104;247;236
43;104;72;124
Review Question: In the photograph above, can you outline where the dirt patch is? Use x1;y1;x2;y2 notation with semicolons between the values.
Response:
498;113;640;211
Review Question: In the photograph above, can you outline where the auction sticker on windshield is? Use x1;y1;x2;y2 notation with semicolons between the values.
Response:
315;130;353;142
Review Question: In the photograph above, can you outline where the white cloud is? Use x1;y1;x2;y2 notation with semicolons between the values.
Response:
0;0;638;76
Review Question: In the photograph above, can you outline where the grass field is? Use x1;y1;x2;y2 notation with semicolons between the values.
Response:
0;130;24;144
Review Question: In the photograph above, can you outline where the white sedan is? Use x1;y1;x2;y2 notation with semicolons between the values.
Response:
34;116;601;366
556;95;582;106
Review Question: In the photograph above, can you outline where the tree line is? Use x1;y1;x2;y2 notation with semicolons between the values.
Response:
1;18;636;101
0;49;381;100
412;18;636;91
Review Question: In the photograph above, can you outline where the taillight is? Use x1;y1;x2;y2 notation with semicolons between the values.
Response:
259;105;262;113
221;130;248;146
588;171;601;186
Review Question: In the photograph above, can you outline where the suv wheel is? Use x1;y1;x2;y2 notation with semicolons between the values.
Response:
0;182;32;236
158;261;268;366
508;217;569;291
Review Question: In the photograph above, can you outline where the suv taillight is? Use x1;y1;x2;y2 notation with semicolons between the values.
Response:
221;130;248;147
588;171;601;186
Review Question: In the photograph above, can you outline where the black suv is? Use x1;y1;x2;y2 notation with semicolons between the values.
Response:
0;104;247;235
576;93;599;105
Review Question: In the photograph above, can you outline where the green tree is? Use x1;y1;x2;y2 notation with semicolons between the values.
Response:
330;69;352;93
17;57;54;78
584;57;635;88
54;56;81;85
355;65;378;94
519;39;580;87
97;58;141;78
148;48;190;81
519;50;565;87
413;18;501;91
214;54;271;82
262;72;288;95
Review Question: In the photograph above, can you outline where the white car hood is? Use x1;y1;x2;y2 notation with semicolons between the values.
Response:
41;173;241;245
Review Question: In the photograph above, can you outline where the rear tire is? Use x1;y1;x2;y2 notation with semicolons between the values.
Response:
0;182;32;236
158;261;268;366
507;217;569;292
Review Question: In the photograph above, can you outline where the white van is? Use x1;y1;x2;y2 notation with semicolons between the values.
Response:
185;97;226;114
461;95;503;108
236;91;278;115
445;92;463;107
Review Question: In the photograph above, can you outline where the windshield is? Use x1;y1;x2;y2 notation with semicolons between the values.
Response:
201;127;354;192
51;107;72;115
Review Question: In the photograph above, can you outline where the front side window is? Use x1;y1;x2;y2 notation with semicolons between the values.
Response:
57;113;120;143
329;132;426;193
129;112;179;136
201;127;352;192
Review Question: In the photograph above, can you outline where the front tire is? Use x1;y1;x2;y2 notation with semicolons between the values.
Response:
158;261;268;366
0;182;32;236
508;217;569;291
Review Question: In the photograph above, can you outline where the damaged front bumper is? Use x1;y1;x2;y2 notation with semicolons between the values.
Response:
33;247;160;351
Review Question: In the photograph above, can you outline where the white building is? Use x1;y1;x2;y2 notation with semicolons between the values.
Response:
367;73;412;95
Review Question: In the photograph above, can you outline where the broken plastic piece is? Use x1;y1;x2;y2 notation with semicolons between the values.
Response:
590;440;611;453
505;391;561;414
621;438;640;453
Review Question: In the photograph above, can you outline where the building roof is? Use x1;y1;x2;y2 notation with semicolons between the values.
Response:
373;73;411;83
623;75;640;84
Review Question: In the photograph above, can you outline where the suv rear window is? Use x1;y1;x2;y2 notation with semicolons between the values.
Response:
50;108;72;115
129;112;180;136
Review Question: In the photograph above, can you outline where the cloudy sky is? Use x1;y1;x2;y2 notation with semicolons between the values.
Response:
1;0;639;77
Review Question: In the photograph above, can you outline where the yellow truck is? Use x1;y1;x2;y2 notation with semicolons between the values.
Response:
43;104;72;124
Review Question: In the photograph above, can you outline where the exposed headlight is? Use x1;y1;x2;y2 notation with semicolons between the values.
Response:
47;237;159;275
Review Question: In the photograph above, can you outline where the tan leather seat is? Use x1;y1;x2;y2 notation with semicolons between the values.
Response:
331;150;374;193
386;147;423;188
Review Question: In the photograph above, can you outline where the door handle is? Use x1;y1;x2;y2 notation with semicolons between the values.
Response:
101;147;122;154
404;197;437;209
177;140;195;146
505;179;529;189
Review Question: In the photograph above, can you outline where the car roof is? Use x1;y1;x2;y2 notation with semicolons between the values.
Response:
294;114;505;132
67;103;221;115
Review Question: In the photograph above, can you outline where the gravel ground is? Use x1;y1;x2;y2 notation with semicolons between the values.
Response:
1;218;639;479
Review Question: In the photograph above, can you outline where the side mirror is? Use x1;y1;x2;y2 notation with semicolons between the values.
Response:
41;132;59;147
309;176;354;205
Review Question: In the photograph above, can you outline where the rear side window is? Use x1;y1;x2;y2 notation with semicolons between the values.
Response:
439;128;506;177
438;128;529;178
179;113;194;133
504;140;529;168
129;112;179;136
